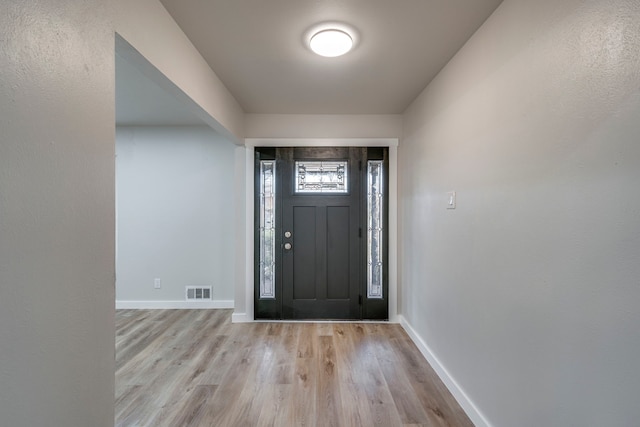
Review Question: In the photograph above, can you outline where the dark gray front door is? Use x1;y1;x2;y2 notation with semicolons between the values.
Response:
281;147;362;319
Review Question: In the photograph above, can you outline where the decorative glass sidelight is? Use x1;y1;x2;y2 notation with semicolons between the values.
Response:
259;161;276;299
367;160;384;299
295;161;348;193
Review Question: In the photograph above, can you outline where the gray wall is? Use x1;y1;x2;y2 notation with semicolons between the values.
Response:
116;126;236;303
0;1;115;426
400;0;640;425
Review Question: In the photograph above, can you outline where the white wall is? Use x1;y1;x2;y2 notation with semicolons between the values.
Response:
0;1;115;426
116;126;236;305
245;114;403;139
400;0;640;426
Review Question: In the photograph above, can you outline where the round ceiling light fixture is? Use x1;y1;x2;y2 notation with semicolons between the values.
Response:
309;28;354;57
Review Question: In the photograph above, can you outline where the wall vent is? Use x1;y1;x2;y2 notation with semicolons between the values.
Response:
185;286;212;301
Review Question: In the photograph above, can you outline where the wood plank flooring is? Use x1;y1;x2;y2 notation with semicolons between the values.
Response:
115;309;473;427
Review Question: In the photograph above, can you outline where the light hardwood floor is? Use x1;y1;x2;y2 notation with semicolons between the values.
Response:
115;309;473;427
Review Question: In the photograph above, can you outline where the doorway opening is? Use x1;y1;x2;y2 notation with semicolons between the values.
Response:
254;147;389;320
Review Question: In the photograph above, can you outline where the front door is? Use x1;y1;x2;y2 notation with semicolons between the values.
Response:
281;147;361;319
255;147;388;320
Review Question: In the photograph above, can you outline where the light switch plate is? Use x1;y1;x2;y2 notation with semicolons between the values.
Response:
447;191;456;209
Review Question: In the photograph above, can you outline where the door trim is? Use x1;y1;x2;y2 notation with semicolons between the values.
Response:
237;138;398;323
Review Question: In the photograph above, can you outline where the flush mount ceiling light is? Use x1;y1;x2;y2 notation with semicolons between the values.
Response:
309;29;353;57
305;23;358;58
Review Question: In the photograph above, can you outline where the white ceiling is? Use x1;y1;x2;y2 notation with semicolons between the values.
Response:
159;0;504;114
116;1;504;126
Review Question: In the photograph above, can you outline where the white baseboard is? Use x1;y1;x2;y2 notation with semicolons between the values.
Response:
116;300;234;310
231;312;253;323
398;315;491;427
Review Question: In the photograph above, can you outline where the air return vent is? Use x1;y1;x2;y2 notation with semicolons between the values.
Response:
185;286;212;301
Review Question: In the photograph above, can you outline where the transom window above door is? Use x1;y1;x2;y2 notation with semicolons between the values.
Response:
295;160;348;193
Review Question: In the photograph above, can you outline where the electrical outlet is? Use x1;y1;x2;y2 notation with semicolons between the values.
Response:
154;278;161;289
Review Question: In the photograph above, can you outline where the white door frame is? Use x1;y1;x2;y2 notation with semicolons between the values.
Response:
233;138;398;322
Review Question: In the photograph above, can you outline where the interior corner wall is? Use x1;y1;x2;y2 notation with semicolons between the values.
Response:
399;0;640;426
0;1;115;426
116;126;236;304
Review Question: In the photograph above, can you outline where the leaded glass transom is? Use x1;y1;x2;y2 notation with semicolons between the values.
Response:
295;161;348;193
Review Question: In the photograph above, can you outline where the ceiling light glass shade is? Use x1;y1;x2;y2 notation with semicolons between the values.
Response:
309;29;353;57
